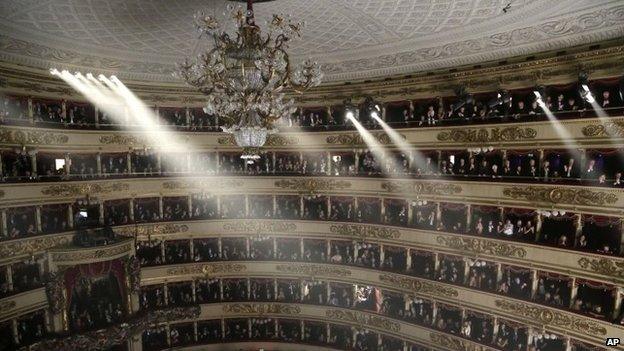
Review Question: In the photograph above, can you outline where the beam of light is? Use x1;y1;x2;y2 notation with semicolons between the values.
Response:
370;111;428;172
52;69;190;174
346;114;403;177
534;92;583;159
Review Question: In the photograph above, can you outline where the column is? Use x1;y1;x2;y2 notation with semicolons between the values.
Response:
272;152;276;174
405;248;412;272
63;152;70;176
431;301;438;325
161;242;166;264
574;214;583;247
126;152;133;174
188;196;193;219
99;202;105;225
191;280;197;303
35;206;42;233
28;97;33;123
354;150;359;174
620;219;624;256
218;238;223;259
569;277;578;309
530;270;538;300
435;202;442;226
244;195;249;217
407;203;413;226
11;319;18;344
185;107;190;129
189;239;195;261
462;258;470;285
129;198;135;222
535;212;543;242
491;317;499;344
379;244;385;268
96;153;102;176
433;253;440;273
300;196;304;219
30;150;38;178
273;238;278;259
67;204;74;229
272;195;277;216
219;279;224;300
193;321;198;342
61;100;67;122
0;210;6;238
326;152;331;175
158;196;164;220
436;150;442;170
613;288;623;321
381;104;387;121
380;198;386;222
94;106;100;128
495;263;503;286
217;195;221;216
163;284;169;306
466;204;472;231
6;265;13;292
0;152;3;179
326;196;332;219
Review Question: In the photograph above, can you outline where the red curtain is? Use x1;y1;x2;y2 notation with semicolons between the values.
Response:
63;259;126;308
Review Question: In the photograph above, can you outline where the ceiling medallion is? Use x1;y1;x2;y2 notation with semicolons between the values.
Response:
176;0;322;159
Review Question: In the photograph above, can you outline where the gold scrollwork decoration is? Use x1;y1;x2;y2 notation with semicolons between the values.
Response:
329;224;400;239
217;135;235;145
275;264;351;277
0;128;68;145
222;303;301;315
436;127;537;143
429;333;474;351
115;224;189;237
503;186;618;206
0;235;72;259
578;258;624;280
274;179;351;194
436;236;526;258
265;134;300;146
494;300;607;336
51;242;133;262
325;309;400;332
379;273;458;298
326;132;402;145
223;221;297;233
381;181;462;195
0;300;17;314
581;121;624;138
99;135;149;145
162;179;243;190
41;183;129;197
166;263;247;276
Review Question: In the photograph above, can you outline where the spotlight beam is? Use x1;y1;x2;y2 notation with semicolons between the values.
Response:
347;114;403;177
371;113;428;172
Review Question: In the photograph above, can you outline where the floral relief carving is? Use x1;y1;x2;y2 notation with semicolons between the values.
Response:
99;135;149;145
325;309;400;332
274;179;351;193
222;303;301;315
436;127;537;143
494;300;607;336
577;258;624;280
330;224;400;239
381;181;462;195
0;235;72;259
379;273;458;298
41;183;129;197
124;256;141;293
581;121;624;138
436;236;527;258
0;300;17;314
0;128;68;145
162;179;244;190
115;224;189;237
326;132;401;145
429;333;490;351
51;242;133;262
44;271;66;314
166;263;247;276
275;264;351;277
223;221;297;233
264;134;300;147
503;186;618;206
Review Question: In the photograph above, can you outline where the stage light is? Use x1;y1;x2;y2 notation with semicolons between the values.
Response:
580;84;595;103
371;110;379;119
50;68;60;76
345;111;354;120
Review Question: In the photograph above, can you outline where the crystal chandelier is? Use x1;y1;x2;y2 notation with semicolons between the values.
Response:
176;0;322;158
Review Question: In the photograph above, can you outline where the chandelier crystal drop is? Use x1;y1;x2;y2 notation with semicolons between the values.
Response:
175;0;322;157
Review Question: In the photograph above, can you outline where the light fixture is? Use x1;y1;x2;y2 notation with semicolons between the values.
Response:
176;0;322;158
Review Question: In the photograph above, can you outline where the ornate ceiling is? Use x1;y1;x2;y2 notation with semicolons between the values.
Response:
0;0;622;83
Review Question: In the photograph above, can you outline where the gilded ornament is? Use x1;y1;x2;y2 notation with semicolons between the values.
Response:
166;263;247;276
124;256;142;293
436;236;526;258
116;224;188;237
381;181;462;196
436;127;537;143
326;132;401;145
429;333;481;351
41;183;129;197
99;135;148;145
325;309;400;332
330;224;400;239
264;134;299;147
162;179;243;190
577;258;624;280
274;179;351;194
494;300;607;336
223;221;296;233
581;121;624;138
0;128;68;145
51;242;133;262
222;303;301;315
503;186;618;206
275;264;351;277
379;273;458;298
217;135;235;145
0;235;72;259
44;271;66;314
0;300;16;314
